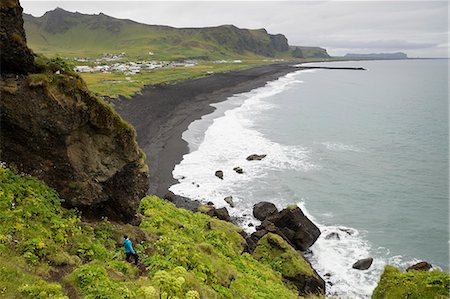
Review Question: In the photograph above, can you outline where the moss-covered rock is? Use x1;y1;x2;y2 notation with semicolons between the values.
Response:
253;233;325;296
1;71;149;222
372;265;450;299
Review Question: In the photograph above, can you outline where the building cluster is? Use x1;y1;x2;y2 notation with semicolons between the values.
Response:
74;60;198;74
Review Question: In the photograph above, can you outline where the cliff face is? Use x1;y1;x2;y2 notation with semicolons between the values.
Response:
0;0;149;223
0;0;36;73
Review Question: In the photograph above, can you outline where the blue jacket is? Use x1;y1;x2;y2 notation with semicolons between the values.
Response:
123;239;135;254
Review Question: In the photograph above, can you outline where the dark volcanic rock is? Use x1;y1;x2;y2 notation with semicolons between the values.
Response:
233;166;244;174
246;154;267;161
267;206;321;251
0;0;149;223
0;0;36;74
269;34;290;52
204;206;231;222
406;261;432;272
352;257;373;270
215;170;224;179
253;201;278;221
164;191;200;212
325;232;340;240
224;196;234;208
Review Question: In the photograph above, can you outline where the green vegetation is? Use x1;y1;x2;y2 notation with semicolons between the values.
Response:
253;233;316;278
372;265;450;299
79;60;271;98
0;166;306;298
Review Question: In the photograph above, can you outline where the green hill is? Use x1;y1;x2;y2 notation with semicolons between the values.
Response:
0;166;324;299
23;8;329;60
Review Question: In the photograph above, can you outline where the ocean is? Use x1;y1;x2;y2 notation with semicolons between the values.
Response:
169;59;449;298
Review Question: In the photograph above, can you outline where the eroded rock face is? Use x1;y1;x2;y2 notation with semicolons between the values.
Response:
1;75;149;222
253;201;278;221
0;0;36;73
0;0;149;223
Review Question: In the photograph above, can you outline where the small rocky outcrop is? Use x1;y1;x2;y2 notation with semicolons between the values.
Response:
233;166;244;174
325;232;340;240
352;257;373;270
200;205;231;222
215;170;224;179
253;201;278;221
251;205;321;252
164;191;200;212
0;0;36;74
0;0;149;223
246;154;267;161
253;233;325;296
406;261;432;272
224;196;234;208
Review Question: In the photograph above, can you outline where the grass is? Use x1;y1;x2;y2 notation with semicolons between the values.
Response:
79;60;274;99
0;166;302;298
372;265;450;299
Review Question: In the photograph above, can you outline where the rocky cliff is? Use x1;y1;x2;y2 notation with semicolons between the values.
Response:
0;0;149;223
0;0;36;73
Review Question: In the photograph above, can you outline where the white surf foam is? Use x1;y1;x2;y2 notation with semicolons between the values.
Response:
321;141;363;152
170;70;317;212
297;201;424;298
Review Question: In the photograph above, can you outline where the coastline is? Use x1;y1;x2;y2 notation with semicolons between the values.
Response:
115;63;299;197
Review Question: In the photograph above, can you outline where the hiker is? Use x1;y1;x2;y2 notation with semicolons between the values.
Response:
123;235;139;265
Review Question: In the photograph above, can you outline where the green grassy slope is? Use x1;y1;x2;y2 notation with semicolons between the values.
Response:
0;166;324;298
372;265;449;299
23;8;288;60
23;8;329;60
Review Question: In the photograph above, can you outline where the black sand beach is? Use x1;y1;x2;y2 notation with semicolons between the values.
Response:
115;63;298;196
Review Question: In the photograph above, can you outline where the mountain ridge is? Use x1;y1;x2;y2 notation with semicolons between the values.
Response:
23;8;329;60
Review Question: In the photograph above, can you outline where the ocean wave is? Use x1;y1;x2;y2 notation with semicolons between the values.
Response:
321;141;363;152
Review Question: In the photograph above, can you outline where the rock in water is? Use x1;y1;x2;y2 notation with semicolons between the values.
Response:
204;206;231;222
352;257;374;270
246;154;267;161
406;261;432;272
0;0;149;223
224;196;235;208
253;201;278;221
325;232;340;240
233;166;244;174
215;170;224;179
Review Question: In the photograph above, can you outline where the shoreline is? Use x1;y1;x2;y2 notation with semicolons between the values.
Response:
115;63;300;197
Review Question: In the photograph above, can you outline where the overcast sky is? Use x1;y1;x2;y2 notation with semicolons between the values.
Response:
21;1;449;58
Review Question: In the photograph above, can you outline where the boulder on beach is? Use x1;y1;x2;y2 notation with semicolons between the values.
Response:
406;261;432;272
215;170;224;179
352;257;373;270
246;154;267;161
253;201;278;221
233;166;244;174
224;196;235;208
